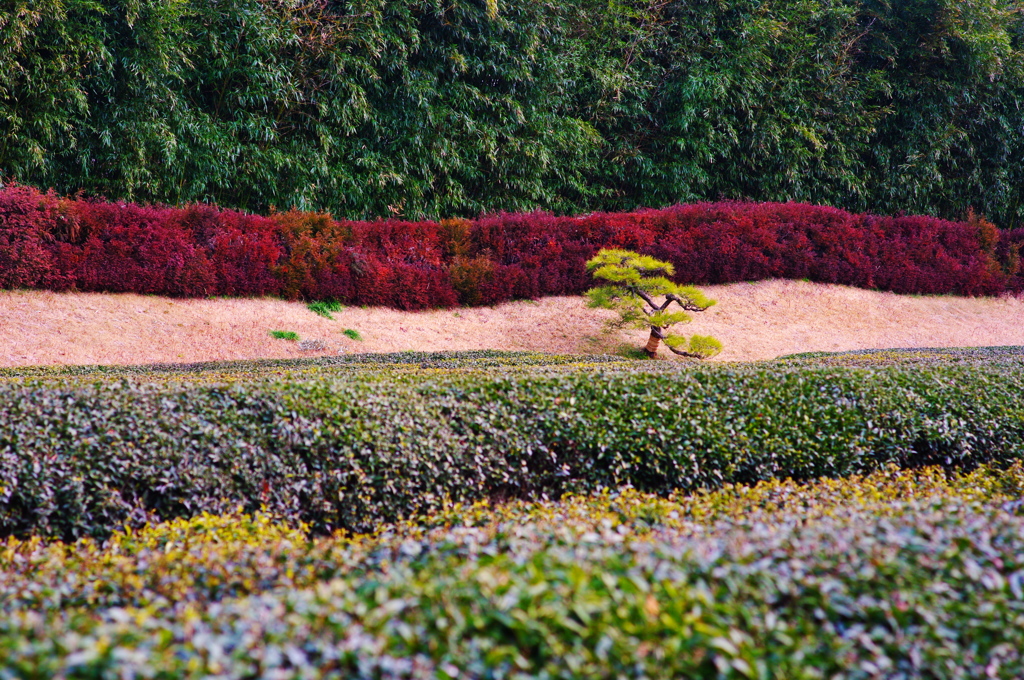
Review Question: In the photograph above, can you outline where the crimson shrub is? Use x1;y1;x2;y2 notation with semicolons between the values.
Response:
0;184;1020;308
0;185;61;290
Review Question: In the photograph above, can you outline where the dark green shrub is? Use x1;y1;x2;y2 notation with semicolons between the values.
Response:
1;351;1023;540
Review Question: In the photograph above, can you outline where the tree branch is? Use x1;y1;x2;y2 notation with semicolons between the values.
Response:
666;293;710;312
628;284;659;311
665;343;703;359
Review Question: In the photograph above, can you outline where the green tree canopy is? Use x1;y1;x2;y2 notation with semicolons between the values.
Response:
586;249;722;359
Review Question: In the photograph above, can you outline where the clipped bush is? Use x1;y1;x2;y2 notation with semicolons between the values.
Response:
0;184;61;290
2;352;1023;541
1;184;1022;309
71;199;216;296
448;254;495;306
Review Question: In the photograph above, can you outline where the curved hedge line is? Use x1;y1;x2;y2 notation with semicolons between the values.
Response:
2;184;1022;307
2;356;1023;540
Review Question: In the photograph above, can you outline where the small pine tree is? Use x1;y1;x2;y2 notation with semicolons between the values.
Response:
586;249;723;359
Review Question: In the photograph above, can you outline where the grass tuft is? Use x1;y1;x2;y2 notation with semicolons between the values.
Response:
342;328;362;341
269;330;299;341
307;300;343;320
615;344;650;360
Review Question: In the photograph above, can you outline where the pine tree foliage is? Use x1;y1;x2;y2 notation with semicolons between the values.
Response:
586;249;722;359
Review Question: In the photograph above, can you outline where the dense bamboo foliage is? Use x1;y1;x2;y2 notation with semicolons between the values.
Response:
2;0;1023;226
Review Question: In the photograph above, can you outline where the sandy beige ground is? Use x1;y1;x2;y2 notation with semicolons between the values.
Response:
1;280;1022;367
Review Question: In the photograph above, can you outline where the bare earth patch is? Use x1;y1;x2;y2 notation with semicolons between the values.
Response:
1;280;1022;367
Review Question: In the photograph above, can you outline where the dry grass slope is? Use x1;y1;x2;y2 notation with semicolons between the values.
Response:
1;280;1022;367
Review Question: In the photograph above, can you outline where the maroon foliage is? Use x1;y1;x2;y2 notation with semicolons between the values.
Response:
0;185;60;289
0;182;1020;309
998;227;1024;293
69;200;214;296
182;206;284;298
347;219;456;310
472;211;607;298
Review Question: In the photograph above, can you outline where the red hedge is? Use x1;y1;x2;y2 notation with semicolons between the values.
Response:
0;184;1020;309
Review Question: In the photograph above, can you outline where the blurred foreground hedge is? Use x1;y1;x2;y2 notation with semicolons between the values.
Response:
2;467;1024;678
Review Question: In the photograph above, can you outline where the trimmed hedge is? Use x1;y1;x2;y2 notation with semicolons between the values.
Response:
0;350;627;384
777;345;1024;368
3;468;1024;678
2;353;1023;540
5;465;1020;614
2;184;1022;308
1;347;1016;383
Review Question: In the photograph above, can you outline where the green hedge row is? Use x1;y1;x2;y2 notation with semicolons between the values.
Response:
2;347;1018;383
2;354;1024;540
777;345;1024;368
3;481;1024;678
0;350;626;384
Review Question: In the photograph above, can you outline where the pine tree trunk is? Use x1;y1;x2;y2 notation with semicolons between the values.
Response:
644;328;661;358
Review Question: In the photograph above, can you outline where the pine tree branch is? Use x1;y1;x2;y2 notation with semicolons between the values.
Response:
666;293;710;312
665;343;702;359
629;284;659;311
